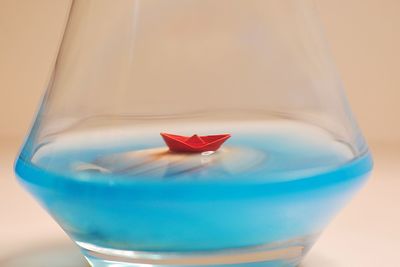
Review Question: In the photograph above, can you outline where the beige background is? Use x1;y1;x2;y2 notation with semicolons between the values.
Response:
1;0;399;143
0;0;399;266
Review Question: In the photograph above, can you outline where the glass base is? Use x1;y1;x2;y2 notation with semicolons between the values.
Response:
79;236;316;267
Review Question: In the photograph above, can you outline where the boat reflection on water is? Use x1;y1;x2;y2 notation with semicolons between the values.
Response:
74;145;266;179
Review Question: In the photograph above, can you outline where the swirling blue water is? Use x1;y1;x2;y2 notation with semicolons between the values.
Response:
15;122;372;252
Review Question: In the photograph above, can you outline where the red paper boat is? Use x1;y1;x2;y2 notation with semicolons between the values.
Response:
160;133;231;153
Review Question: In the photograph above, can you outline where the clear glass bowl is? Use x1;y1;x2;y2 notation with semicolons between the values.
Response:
15;0;373;266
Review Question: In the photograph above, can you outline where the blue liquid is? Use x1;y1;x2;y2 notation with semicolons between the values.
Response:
16;122;372;252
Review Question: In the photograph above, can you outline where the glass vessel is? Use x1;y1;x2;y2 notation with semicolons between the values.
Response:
15;0;373;266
